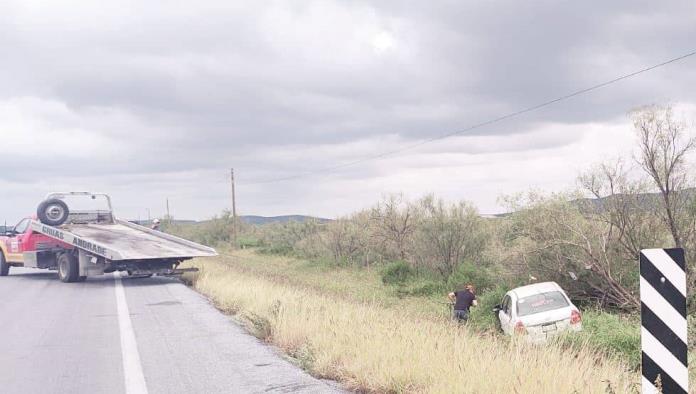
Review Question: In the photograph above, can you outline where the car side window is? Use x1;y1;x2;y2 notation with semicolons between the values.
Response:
13;219;30;234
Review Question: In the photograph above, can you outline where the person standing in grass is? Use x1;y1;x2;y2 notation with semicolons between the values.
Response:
448;284;478;323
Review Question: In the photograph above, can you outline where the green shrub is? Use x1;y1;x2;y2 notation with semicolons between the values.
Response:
447;262;494;292
258;220;322;257
259;245;294;255
237;236;261;249
164;216;232;247
395;280;444;297
381;261;415;285
467;286;508;331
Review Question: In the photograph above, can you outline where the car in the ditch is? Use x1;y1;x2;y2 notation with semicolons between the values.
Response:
494;281;582;343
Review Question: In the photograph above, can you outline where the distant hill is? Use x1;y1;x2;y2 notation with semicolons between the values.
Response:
479;213;509;219
480;188;696;219
240;215;331;225
575;187;696;212
131;188;694;226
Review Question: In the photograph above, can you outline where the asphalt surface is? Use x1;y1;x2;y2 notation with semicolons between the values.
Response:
0;267;342;394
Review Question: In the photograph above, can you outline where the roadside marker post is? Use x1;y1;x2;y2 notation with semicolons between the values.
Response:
640;248;688;394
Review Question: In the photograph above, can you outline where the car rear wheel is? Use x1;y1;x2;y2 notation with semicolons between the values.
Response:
0;253;9;276
58;253;79;283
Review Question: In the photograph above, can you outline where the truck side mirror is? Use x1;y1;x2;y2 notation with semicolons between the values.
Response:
493;304;502;313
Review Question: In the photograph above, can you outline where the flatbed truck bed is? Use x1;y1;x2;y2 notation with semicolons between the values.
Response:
32;220;217;261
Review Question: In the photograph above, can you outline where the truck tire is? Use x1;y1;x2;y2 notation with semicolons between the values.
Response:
57;253;79;283
37;198;70;226
0;253;9;277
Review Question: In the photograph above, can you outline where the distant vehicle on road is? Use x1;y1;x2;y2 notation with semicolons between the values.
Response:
0;192;217;282
494;281;582;343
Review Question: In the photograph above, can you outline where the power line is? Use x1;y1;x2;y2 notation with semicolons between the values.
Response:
241;49;696;186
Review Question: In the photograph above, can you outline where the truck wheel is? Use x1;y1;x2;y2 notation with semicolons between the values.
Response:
37;198;70;226
57;253;79;283
77;276;87;282
0;253;9;276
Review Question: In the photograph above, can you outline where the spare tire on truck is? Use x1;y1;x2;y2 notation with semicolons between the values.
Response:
37;199;70;226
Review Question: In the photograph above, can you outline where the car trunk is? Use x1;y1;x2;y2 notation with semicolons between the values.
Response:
519;306;577;342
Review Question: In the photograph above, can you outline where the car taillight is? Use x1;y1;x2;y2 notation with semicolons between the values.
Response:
514;321;526;334
570;310;581;324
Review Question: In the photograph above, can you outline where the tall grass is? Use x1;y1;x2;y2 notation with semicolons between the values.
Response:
189;255;638;393
558;310;641;368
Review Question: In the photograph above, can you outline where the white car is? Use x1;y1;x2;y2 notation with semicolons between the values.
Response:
495;281;582;343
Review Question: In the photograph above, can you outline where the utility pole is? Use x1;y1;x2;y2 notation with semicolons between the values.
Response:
166;198;171;224
230;168;237;247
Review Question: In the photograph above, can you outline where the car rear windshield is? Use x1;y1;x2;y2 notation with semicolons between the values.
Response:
516;291;569;317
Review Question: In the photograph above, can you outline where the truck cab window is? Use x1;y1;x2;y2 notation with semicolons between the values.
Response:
13;219;30;234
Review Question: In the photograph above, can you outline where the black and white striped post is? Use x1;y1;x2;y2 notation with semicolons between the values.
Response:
640;248;688;394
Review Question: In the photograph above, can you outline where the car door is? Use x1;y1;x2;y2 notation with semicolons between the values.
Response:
5;218;31;263
498;295;513;334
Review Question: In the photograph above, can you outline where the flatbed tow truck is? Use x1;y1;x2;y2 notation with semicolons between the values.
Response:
0;192;217;282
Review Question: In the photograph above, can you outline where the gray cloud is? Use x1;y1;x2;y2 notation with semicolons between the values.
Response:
0;0;695;222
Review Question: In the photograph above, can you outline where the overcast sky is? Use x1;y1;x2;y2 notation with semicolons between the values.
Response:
1;1;696;223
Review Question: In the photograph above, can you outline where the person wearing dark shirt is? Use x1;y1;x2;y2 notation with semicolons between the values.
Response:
448;284;478;322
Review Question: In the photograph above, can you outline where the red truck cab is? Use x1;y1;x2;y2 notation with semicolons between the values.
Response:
0;217;70;275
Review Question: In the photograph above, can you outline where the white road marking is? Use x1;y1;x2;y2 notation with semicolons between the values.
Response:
115;272;149;394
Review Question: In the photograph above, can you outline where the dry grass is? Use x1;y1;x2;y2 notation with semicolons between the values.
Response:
208;249;440;316
187;253;639;393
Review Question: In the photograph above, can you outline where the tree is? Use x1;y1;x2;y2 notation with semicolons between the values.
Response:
413;195;486;279
370;195;415;261
578;160;665;261
506;192;639;309
322;213;370;265
633;105;696;304
260;219;321;254
633;105;696;249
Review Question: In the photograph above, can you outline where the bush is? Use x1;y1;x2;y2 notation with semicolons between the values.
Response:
164;215;232;247
258;220;322;257
381;261;415;285
395;280;444;297
447;262;494;293
467;286;508;331
259;244;295;255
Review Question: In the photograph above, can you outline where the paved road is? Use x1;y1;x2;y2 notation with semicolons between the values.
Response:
0;268;341;394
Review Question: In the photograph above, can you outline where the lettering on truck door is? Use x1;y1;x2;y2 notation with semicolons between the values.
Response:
6;218;31;263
